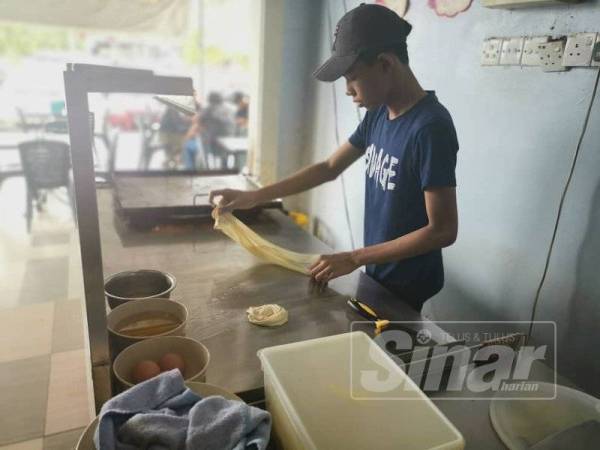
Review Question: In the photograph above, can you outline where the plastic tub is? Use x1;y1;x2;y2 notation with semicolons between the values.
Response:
258;331;464;450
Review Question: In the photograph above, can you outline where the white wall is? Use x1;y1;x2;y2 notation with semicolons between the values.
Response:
272;0;600;394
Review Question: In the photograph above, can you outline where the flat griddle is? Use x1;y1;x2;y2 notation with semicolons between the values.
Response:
112;170;282;228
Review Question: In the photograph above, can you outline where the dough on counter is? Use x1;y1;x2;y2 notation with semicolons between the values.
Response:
247;304;288;327
212;210;319;275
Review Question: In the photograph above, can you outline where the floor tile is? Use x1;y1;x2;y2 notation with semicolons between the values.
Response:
42;428;85;450
28;245;71;261
18;257;69;305
0;355;51;445
31;232;71;247
67;237;85;302
0;302;54;363
0;439;43;450
52;300;85;353
0;262;26;310
45;350;93;436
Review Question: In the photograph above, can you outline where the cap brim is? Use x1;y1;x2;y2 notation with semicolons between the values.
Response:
313;53;359;82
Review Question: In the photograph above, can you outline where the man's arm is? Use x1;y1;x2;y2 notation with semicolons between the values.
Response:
310;186;458;281
209;141;363;213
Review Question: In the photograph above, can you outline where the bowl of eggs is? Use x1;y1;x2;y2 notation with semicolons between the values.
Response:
107;298;187;359
112;335;210;389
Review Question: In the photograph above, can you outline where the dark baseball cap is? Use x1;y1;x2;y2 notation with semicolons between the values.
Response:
313;3;412;82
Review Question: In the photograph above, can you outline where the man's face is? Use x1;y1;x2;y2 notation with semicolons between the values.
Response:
343;59;388;110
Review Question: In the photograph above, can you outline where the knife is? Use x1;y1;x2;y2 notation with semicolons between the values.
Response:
347;298;390;334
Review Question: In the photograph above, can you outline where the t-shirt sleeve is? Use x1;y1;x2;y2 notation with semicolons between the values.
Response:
348;111;370;151
413;122;458;190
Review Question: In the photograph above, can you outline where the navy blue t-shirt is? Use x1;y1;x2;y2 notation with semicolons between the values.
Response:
349;92;458;310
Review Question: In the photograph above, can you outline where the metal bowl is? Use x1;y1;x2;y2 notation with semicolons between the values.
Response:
104;270;176;309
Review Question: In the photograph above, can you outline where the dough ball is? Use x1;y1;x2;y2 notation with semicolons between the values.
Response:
247;304;288;327
132;360;161;384
158;352;186;375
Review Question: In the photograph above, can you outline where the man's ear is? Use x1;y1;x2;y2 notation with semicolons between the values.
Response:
377;53;396;73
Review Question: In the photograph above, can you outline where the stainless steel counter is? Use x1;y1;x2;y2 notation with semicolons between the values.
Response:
96;187;432;396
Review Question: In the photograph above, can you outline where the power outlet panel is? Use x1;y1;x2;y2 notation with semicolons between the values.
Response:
481;38;503;66
500;37;525;65
482;0;582;7
592;35;600;67
522;36;550;66
563;32;597;66
539;39;568;72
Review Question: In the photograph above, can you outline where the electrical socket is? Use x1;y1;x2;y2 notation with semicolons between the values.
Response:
522;36;549;66
500;37;525;65
592;34;600;67
563;32;597;67
483;0;583;7
539;39;568;72
481;38;503;66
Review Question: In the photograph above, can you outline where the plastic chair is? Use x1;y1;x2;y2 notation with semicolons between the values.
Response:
18;139;74;231
16;107;46;132
43;119;69;134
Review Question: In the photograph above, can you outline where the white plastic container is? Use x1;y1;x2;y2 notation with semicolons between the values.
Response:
258;331;465;450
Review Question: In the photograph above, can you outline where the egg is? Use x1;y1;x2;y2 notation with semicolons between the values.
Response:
158;352;186;375
132;360;161;384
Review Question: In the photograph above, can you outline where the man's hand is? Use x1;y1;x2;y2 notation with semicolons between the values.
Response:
309;252;360;283
208;189;259;214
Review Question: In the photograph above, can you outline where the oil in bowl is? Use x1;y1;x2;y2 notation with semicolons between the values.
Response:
116;311;182;337
107;298;188;360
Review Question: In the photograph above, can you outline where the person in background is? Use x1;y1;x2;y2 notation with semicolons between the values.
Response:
158;106;188;169
182;92;205;170
231;91;249;136
182;114;203;170
200;92;233;169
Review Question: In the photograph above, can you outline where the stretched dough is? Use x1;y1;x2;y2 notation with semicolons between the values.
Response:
212;210;319;275
247;304;288;327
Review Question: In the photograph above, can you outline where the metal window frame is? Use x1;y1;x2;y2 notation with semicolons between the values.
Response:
63;64;193;411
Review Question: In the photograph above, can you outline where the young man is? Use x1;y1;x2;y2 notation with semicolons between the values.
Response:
209;4;458;312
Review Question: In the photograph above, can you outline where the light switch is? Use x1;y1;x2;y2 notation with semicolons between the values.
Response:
500;37;525;65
